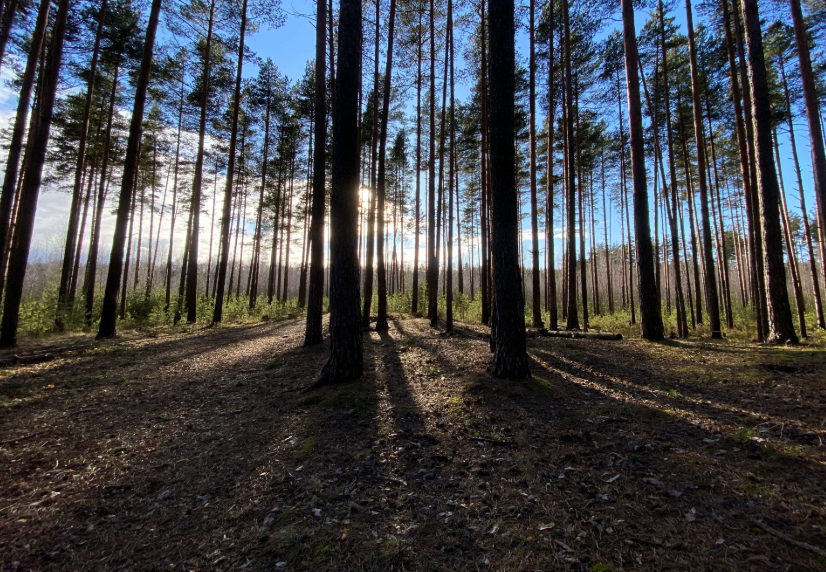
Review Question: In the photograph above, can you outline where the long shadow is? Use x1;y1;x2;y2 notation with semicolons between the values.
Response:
529;337;826;439
4;318;824;570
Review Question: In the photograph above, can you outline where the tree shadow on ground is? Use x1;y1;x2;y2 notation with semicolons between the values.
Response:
1;317;825;571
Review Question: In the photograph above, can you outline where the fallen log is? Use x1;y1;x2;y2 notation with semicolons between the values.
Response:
537;329;622;341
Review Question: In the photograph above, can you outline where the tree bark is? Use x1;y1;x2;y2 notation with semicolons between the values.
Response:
58;0;108;323
375;0;396;331
528;0;542;328
305;0;328;344
686;0;721;338
488;0;529;378
622;0;663;340
0;0;49;307
312;0;363;386
84;64;119;326
212;0;248;324
96;0;162;339
563;0;578;330
0;0;70;348
739;0;798;344
789;0;826;284
426;0;438;326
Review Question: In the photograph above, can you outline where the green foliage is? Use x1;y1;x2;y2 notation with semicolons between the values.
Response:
15;283;309;341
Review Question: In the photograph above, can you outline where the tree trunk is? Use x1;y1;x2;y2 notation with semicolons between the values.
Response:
489;0;529;378
427;0;438;326
686;0;721;338
84;64;118;325
480;4;490;325
212;0;247;323
528;0;542;328
789;0;826;283
563;0;578;330
546;7;557;327
445;0;454;332
375;0;396;331
305;0;328;344
58;0;108;323
733;0;769;338
774;128;807;337
411;8;422;315
780;58;825;329
622;0;663;339
739;0;798;344
313;0;363;386
0;0;49;307
165;62;186;312
96;0;161;339
0;0;70;348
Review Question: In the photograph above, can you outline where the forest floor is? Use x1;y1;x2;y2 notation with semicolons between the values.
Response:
1;316;825;571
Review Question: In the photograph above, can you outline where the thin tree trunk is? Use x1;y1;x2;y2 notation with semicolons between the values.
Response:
212;0;247;323
84;65;118;325
411;9;422;315
58;0;108;322
780;58;825;329
789;0;826;282
563;0;578;330
426;0;438;326
375;0;396;331
305;0;327;341
686;0;721;337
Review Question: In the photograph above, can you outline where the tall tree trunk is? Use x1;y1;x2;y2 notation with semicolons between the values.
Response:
789;0;826;280
165;63;186;312
96;0;161;339
312;0;363;386
774;128;807;337
427;0;438;326
733;0;769;338
563;0;578;330
739;0;798;344
686;0;721;337
546;6;557;327
84;64;118;326
212;0;247;323
622;0;663;339
479;4;490;325
305;0;328;344
0;0;49;307
0;0;70;348
183;0;216;322
411;9;422;315
489;0;529;378
58;0;108;323
602;157;613;314
722;0;761;336
780;58;825;329
375;0;396;331
528;0;542;327
362;0;381;326
445;0;454;331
